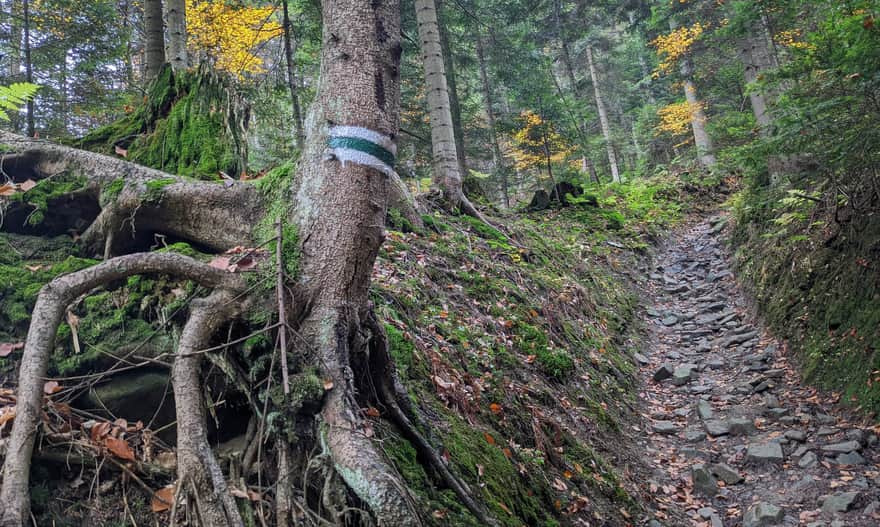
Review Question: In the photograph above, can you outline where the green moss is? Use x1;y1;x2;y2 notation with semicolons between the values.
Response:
421;213;451;233
144;177;177;204
9;173;89;226
100;177;125;206
385;323;415;379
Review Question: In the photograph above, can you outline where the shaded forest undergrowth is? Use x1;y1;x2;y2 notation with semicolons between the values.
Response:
0;167;715;526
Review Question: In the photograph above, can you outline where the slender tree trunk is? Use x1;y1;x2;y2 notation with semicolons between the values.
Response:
681;67;716;168
144;0;165;82
22;0;34;137
585;45;621;182
120;0;135;87
281;0;305;151
414;0;482;217
164;0;187;73
475;31;509;208
9;0;23;132
436;0;469;184
738;21;777;133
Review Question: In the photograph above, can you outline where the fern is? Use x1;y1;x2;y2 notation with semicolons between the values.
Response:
0;83;39;121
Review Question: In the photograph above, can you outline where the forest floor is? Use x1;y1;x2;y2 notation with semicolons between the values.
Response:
636;216;880;527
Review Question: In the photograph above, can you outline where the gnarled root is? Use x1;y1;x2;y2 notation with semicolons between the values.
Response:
0;252;243;527
171;290;245;527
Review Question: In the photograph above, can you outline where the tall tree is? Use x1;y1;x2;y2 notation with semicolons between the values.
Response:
164;0;187;73
586;44;622;182
475;29;510;207
143;0;165;81
22;0;33;136
280;0;305;150
414;0;483;217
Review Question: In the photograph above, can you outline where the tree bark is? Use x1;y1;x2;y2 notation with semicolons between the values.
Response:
164;0;187;73
585;45;621;183
8;0;23;132
144;0;165;82
22;0;34;136
475;31;509;208
437;0;469;184
289;0;419;523
669;19;716;168
281;0;305;151
738;23;777;133
414;0;483;218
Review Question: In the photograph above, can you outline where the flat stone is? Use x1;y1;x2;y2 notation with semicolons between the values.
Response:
746;442;784;464
821;492;859;514
845;429;864;443
817;426;838;436
704;419;730;437
697;400;714;420
707;359;724;370
690;385;712;394
784;430;806;442
743;502;784;527
835;452;866;466
729;418;756;436
711;463;744;485
633;352;650;365
653;363;675;382
821;441;861;454
815;413;836;425
692;464;718;497
671;366;696;386
661;315;679;326
798;451;818;468
765;408;789;420
686;429;707;442
652;421;677;435
764;394;781;408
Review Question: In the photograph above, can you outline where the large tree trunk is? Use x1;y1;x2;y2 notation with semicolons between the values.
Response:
414;0;484;219
144;0;165;82
682;70;716;168
281;0;305;151
437;0;469;186
164;0;187;73
289;0;419;523
585;45;621;183
475;31;509;208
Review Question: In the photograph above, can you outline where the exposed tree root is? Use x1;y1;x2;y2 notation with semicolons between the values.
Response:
172;290;246;527
0;252;244;527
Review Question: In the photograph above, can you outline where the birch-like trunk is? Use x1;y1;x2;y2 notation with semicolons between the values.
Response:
738;22;777;133
415;0;477;214
23;0;34;136
586;45;621;182
164;0;187;73
144;0;165;81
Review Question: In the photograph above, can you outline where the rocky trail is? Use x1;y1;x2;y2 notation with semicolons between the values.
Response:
637;216;880;527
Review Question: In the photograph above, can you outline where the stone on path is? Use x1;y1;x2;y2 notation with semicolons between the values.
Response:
743;502;784;527
784;430;806;442
661;315;679;326
653;363;674;382
711;463;743;485
696;400;714;420
704;419;730;437
746;442;784;464
798;451;818;468
729;417;756;436
671;364;698;386
821;441;860;454
834;452;866;465
691;464;718;497
821;492;859;514
633;352;650;365
685;428;707;442
652;421;677;435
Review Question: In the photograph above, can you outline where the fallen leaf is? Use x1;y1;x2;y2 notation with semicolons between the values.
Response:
209;256;233;271
497;502;512;515
19;179;38;191
90;421;112;442
114;145;128;158
0;183;16;196
43;381;62;395
24;264;43;272
552;478;568;491
105;436;136;461
322;379;334;391
0;342;24;357
483;432;496;445
365;407;381;418
489;403;503;415
431;510;448;519
151;484;175;513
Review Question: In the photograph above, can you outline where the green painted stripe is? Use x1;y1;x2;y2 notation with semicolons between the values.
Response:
328;136;395;168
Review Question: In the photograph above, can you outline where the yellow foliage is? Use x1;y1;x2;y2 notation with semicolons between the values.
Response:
774;29;812;50
656;101;703;137
187;0;283;77
510;110;574;172
651;22;706;75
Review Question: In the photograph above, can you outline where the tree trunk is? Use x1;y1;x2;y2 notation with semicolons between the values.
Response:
585;45;621;183
738;23;777;133
475;31;509;208
23;0;34;137
8;0;23;132
682;70;716;168
436;0;469;186
164;0;187;73
281;0;305;151
144;0;165;82
289;0;419;523
414;0;483;218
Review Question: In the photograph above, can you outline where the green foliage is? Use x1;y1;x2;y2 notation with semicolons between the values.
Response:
0;83;39;121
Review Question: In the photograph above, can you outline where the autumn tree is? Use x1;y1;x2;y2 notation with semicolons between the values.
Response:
511;109;575;199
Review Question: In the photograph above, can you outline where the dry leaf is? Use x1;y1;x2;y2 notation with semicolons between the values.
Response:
151;484;175;513
489;403;503;415
364;407;381;418
114;145;128;158
24;264;43;272
0;342;24;357
105;436;136;461
322;379;334;391
483;432;496;445
43;381;62;395
19;179;38;192
90;421;112;442
0;183;16;196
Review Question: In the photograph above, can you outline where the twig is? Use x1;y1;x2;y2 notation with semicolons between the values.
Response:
277;221;291;395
